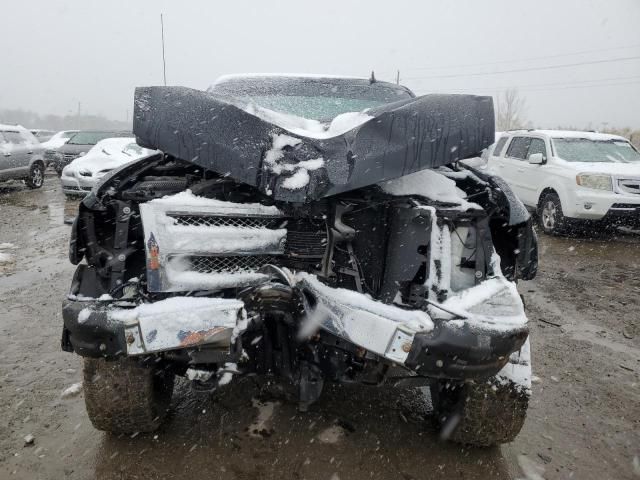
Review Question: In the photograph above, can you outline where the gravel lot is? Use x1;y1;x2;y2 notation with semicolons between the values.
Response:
0;175;638;480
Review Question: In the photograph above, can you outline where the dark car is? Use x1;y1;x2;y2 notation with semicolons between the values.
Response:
61;75;538;446
51;130;131;174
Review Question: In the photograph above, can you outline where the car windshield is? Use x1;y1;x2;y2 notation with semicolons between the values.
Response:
210;77;413;121
552;138;640;163
67;132;118;145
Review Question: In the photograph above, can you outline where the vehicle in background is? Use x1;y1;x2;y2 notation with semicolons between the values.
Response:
42;130;80;168
0;124;46;189
30;129;56;143
51;130;131;175
61;138;155;197
487;130;640;234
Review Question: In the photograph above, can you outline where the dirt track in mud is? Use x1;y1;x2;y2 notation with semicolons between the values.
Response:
0;176;638;480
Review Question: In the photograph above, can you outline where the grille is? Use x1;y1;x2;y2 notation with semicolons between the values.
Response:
183;255;280;274
285;230;327;258
63;153;77;160
617;179;640;195
611;203;640;209
169;214;281;229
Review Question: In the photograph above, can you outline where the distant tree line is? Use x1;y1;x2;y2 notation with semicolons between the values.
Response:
0;109;131;132
495;89;640;149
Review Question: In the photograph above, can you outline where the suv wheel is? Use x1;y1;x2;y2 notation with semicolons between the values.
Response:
538;192;566;235
430;377;529;446
83;357;175;434
25;162;44;189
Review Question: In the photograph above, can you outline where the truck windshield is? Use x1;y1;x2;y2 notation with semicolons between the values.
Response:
209;77;414;121
552;138;640;163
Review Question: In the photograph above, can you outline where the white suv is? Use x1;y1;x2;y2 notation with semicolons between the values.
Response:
487;130;640;234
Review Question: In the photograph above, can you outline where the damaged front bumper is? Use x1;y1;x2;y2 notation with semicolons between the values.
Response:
63;266;527;382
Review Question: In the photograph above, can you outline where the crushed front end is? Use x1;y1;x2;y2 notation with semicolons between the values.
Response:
61;83;537;444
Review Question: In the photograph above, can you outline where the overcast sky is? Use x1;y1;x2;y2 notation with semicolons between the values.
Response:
2;0;639;128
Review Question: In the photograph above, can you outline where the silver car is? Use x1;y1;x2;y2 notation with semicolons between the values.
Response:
0;124;46;189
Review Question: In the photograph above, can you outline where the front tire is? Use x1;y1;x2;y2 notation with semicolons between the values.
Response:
25;162;44;189
538;192;567;235
83;357;175;434
430;341;531;446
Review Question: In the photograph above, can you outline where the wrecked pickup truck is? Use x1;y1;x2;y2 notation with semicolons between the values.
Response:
61;74;538;446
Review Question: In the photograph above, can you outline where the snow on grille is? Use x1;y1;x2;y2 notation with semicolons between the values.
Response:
168;214;282;229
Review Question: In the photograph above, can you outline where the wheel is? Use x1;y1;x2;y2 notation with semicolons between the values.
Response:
25;162;44;188
538;192;567;235
430;342;531;446
83;357;175;434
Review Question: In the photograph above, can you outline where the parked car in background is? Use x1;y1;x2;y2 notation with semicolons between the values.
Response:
487;130;640;234
61;138;155;196
51;130;131;175
42;130;79;167
0;124;46;188
30;129;56;143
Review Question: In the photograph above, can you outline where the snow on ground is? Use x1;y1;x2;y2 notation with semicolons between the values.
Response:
0;252;14;264
0;243;16;264
60;383;83;399
248;398;278;438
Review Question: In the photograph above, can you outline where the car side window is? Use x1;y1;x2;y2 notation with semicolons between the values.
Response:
3;131;27;145
19;130;37;144
527;138;547;160
506;136;531;160
493;137;508;157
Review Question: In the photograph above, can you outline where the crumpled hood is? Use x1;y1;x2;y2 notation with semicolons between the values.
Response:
133;86;494;203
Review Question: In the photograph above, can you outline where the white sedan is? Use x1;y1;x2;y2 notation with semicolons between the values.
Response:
61;138;155;196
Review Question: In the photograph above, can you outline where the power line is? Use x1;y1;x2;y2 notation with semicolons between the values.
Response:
414;78;640;96
404;56;640;81
415;74;640;93
404;43;640;72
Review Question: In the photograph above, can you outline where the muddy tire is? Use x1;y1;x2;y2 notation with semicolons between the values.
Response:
25;161;44;189
538;192;567;235
431;378;529;447
83;357;174;434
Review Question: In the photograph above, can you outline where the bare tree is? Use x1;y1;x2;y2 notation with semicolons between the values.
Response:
495;88;527;131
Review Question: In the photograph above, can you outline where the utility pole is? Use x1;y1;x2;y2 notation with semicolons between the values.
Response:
396;70;400;85
160;14;167;86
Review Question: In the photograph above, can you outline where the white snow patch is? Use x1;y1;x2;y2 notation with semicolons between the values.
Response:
0;242;17;249
186;368;214;382
77;308;92;324
0;252;14;264
244;103;373;139
60;383;83;399
282;168;310;190
317;425;345;444
248;398;278;438
262;133;325;190
380;169;481;211
150;190;282;216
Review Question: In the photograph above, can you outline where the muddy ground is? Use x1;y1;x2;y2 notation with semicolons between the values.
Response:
0;175;638;480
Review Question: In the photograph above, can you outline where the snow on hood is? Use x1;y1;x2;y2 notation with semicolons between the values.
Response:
553;159;640;176
242;102;373;139
41;131;78;150
65;137;155;175
133;86;494;203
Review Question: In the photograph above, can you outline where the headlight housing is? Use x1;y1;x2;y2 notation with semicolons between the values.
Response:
576;174;613;191
78;169;92;177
